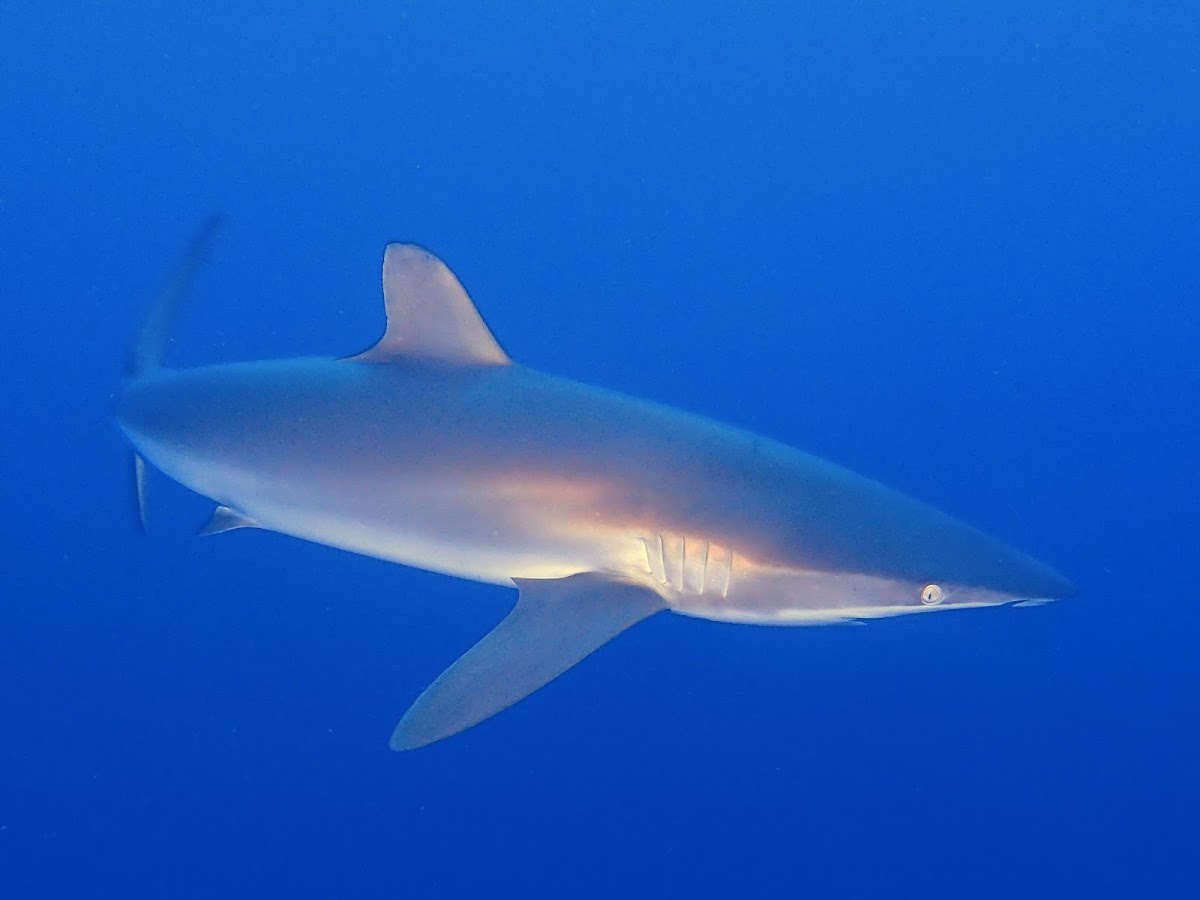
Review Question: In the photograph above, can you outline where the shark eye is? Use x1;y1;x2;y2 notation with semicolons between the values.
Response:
921;584;944;606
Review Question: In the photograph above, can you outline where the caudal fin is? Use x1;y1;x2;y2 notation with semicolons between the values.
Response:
127;215;225;532
127;214;225;378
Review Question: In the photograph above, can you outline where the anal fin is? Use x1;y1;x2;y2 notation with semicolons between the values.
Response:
199;505;258;536
390;573;665;750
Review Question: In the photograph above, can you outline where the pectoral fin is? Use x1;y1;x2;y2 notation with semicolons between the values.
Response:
390;573;665;751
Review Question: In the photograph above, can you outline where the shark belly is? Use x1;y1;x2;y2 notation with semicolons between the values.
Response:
242;494;647;589
136;431;647;588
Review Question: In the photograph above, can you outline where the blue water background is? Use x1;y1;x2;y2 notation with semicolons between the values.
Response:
2;3;1197;896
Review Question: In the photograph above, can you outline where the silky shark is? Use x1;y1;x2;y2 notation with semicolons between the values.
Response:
117;219;1075;750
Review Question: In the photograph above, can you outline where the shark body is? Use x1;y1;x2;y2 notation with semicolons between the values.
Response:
118;223;1075;749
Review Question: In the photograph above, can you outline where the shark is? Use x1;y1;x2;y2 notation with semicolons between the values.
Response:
117;219;1076;750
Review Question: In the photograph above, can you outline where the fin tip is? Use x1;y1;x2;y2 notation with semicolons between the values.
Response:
388;717;435;752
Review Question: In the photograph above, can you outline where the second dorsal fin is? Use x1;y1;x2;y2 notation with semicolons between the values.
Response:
352;244;510;366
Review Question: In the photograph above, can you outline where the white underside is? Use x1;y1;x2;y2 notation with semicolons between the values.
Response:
144;442;1017;626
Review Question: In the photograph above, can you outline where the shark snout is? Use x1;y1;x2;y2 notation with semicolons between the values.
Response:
954;543;1076;607
1016;559;1077;602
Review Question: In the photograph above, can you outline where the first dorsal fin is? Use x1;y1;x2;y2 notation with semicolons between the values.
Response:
352;244;510;366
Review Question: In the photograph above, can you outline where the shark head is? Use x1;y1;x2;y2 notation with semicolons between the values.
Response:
666;536;1076;625
651;451;1078;626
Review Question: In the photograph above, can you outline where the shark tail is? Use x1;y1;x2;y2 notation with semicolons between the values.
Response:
127;215;225;531
127;214;225;378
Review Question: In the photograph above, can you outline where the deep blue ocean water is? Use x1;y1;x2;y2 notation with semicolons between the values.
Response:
2;3;1198;897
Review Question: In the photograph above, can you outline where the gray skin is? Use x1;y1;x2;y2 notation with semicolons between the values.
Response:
117;235;1075;749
